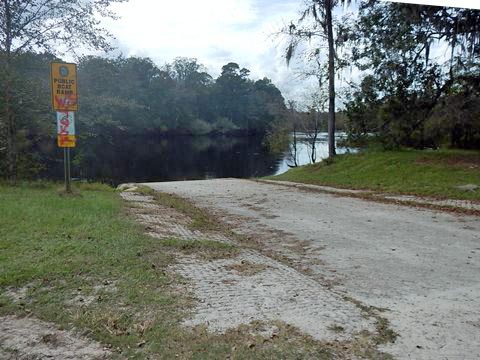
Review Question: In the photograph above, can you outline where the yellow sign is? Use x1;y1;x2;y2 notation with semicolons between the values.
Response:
57;135;76;148
51;62;78;111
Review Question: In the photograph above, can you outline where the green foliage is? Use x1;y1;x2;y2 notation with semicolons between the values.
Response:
426;72;480;148
75;56;286;135
345;1;480;149
211;117;239;134
189;118;212;135
264;120;291;154
0;52;56;178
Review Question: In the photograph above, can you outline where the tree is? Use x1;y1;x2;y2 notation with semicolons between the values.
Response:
214;63;252;129
346;1;480;148
0;0;126;182
249;78;286;131
303;89;328;164
286;101;300;167
285;0;351;158
0;52;56;177
170;57;214;129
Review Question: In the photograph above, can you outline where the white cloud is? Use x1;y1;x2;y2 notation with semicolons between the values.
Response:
99;0;309;100
107;0;256;58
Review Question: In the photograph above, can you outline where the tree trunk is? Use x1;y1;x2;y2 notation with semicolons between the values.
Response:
6;76;17;184
325;0;336;158
312;111;319;163
4;0;17;183
292;123;298;167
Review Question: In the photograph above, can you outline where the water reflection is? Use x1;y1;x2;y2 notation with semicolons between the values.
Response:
70;133;282;185
275;132;356;175
44;132;353;184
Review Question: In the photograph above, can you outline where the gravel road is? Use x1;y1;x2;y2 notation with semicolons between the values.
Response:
145;178;480;359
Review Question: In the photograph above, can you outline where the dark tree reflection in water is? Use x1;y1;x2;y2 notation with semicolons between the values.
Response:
43;133;282;185
40;132;353;185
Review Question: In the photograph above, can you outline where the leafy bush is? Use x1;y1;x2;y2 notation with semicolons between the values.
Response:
212;117;238;133
190;118;213;135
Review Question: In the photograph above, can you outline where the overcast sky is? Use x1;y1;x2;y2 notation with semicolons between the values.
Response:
99;0;478;106
101;0;320;104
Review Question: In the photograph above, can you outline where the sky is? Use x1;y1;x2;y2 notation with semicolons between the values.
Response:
99;0;479;106
101;0;318;104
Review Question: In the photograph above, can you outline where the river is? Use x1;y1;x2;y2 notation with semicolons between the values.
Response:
46;132;354;185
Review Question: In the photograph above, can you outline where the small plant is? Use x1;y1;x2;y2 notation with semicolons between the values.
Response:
327;324;345;333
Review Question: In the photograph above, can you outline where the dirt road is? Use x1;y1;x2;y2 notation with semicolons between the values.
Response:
146;179;480;359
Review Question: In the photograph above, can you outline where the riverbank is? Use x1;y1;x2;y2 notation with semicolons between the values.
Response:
269;149;480;201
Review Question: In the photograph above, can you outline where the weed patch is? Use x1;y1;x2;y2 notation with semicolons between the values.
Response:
137;186;221;232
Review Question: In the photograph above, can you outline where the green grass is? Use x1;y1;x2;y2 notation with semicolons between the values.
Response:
269;149;480;200
0;182;365;359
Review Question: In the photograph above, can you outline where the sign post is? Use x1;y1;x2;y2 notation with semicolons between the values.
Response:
56;111;75;192
51;62;78;192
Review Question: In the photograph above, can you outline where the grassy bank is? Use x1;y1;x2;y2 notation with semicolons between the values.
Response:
269;149;480;200
0;182;355;359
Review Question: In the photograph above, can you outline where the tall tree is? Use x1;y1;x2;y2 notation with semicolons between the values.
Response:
286;0;351;158
170;57;213;128
214;63;252;129
0;0;126;182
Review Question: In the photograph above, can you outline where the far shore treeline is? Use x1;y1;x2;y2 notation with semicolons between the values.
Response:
0;53;291;178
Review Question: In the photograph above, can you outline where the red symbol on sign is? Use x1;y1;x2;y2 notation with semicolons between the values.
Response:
59;135;69;146
58;134;75;147
59;113;70;135
55;94;77;109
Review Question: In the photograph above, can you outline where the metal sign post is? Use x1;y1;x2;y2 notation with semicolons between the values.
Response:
51;62;78;193
57;112;76;192
63;148;71;193
67;148;71;192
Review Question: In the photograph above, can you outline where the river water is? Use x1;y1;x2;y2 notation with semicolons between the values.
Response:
52;132;353;185
275;132;354;175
